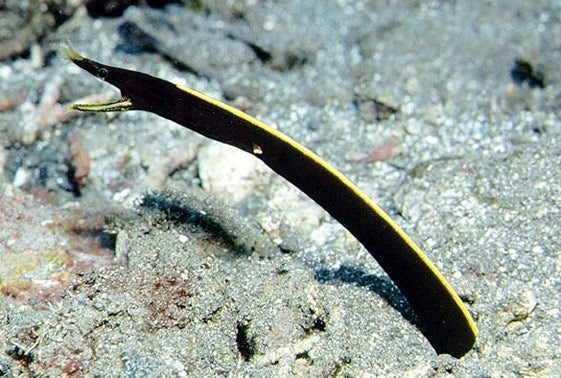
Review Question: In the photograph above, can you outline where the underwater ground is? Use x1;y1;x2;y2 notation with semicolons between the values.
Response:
0;0;560;376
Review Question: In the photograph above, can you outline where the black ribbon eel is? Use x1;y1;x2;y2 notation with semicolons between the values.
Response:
65;48;477;357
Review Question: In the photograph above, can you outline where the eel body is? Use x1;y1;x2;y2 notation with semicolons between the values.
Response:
65;48;478;357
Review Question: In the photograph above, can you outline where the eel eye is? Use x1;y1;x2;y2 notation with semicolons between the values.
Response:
97;67;108;80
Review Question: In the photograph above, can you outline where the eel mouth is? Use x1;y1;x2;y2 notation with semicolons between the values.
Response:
70;97;132;113
64;46;132;112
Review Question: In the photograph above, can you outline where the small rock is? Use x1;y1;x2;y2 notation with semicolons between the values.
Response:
198;142;271;202
12;167;29;187
403;363;432;378
68;134;91;188
0;147;6;179
268;180;325;231
144;145;199;189
512;290;537;321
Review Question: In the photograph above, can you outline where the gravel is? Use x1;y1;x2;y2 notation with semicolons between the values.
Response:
1;0;560;375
